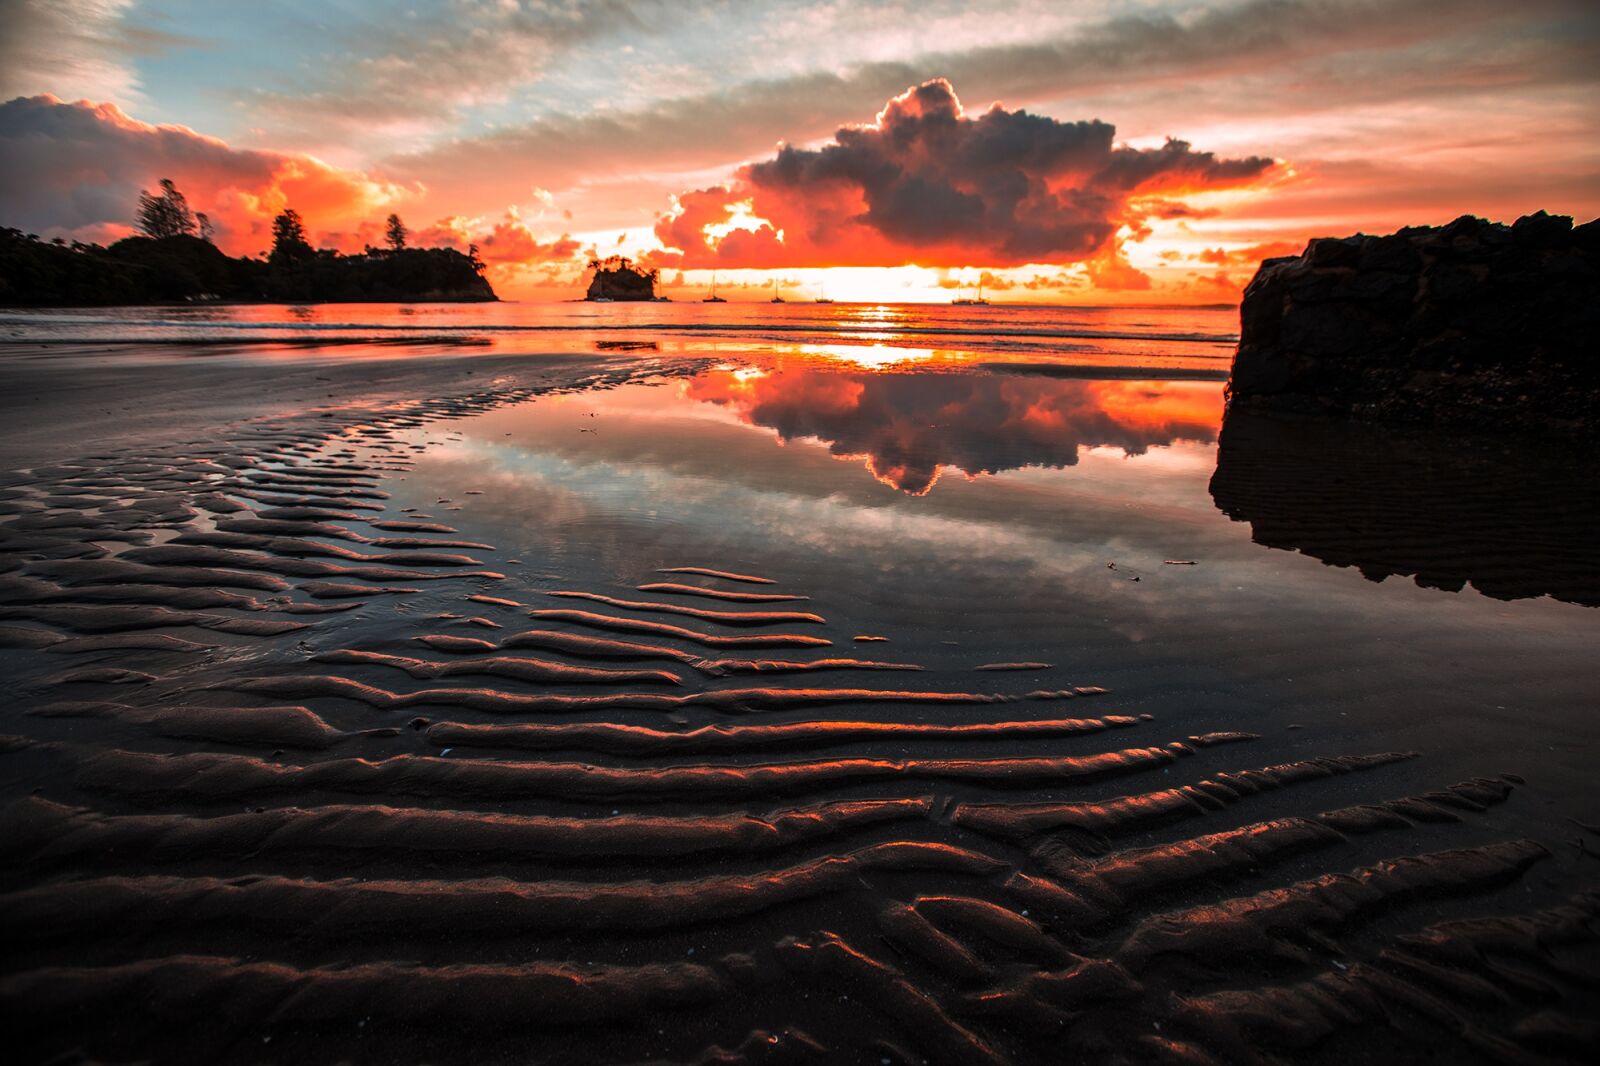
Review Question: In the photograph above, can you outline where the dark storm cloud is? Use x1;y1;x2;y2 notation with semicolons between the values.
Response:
685;367;1222;495
653;79;1276;269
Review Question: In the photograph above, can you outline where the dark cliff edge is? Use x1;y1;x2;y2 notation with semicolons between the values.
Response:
1210;407;1600;607
1229;212;1599;435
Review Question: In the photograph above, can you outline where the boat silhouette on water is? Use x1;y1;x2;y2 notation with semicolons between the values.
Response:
952;277;988;305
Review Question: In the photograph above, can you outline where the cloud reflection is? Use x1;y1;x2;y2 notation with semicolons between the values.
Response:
684;367;1222;494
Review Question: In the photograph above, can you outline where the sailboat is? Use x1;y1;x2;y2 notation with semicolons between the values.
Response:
770;278;786;303
951;276;988;306
702;270;726;303
814;279;833;304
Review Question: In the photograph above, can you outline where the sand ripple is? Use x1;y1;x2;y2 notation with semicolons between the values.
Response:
1;376;1593;1064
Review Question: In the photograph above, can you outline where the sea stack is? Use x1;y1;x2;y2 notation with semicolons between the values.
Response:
585;256;659;301
1228;212;1599;434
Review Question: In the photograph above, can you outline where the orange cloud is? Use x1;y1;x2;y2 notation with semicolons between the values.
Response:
1084;249;1153;291
0;95;588;283
650;79;1278;272
412;208;581;266
1195;241;1304;266
0;95;418;255
404;209;584;295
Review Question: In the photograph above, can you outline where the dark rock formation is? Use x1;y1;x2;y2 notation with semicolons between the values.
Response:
1229;212;1599;434
585;256;658;301
1210;406;1600;607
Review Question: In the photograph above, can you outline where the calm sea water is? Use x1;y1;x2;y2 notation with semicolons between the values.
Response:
0;300;1238;374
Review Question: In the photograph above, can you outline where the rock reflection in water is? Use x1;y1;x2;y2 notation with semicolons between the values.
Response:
684;367;1222;494
1210;407;1600;606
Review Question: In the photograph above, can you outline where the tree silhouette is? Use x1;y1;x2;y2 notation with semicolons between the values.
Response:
135;179;198;239
586;254;658;300
269;208;313;265
468;243;485;274
385;213;408;251
3;222;498;306
196;213;215;244
592;254;658;281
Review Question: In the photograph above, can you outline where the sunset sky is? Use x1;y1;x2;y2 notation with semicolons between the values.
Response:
2;0;1596;303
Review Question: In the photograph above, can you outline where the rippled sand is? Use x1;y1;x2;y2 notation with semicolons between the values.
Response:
1;339;1596;1065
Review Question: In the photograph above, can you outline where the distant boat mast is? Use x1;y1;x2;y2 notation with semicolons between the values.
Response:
952;274;989;305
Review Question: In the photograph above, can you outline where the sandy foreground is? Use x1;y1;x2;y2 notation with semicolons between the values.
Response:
0;341;672;469
1;341;1596;1065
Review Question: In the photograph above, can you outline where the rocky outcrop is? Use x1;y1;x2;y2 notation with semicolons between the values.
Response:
1229;212;1599;434
585;256;658;301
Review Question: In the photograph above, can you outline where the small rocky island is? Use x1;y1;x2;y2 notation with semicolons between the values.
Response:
585;255;659;301
1228;212;1598;435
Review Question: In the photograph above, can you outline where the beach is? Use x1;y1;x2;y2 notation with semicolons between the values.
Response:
2;303;1597;1064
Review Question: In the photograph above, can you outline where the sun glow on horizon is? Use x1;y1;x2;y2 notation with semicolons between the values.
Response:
5;3;1590;308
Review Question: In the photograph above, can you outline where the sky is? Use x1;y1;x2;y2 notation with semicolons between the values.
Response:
1;0;1596;303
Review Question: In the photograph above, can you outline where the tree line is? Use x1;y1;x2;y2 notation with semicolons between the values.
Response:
135;179;476;262
1;179;495;306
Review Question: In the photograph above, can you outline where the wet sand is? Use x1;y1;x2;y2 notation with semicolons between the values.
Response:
1;339;1597;1065
0;340;670;469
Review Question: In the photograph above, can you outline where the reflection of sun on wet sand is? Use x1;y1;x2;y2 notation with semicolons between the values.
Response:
1;342;1597;1064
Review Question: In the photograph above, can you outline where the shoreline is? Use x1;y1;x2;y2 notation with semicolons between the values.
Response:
0;342;679;471
0;296;501;310
0;299;1239;311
